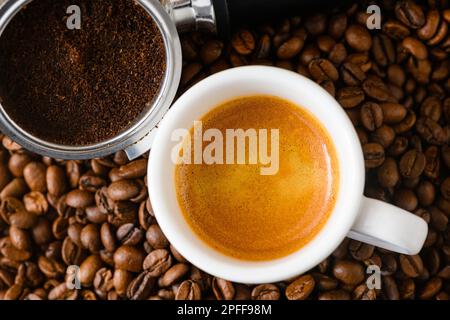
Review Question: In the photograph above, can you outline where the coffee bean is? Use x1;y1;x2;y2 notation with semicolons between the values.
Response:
113;246;144;273
117;159;147;179
395;1;425;29
200;40;223;65
419;277;442;299
143;249;173;277
372;34;396;67
66;190;94;209
158;263;189;287
116;223;143;246
394;188;418;211
251;284;280;300
380;103;407;124
285;274;315;300
353;284;377;300
80;224;102;253
341;62;366;86
383;20;411;40
212;277;235;300
23;162;46;192
304;13;326;35
399;149;426;178
371;125;395;148
337;86;365;108
176;280;201;300
363;77;390;102
308;59;339;82
127;271;155;300
424;146;440;179
231;29;255;55
328;13;347;39
107;180;140;202
112;269;132;297
416;180;435;206
146;224;169;249
333;260;365;285
277;37;304;59
382;276;400;300
349;241;375;261
429;207;448;232
399;254;424;277
345;24;372;52
363;143;385;168
402;37;428;59
377;158;400;188
23;192;48;216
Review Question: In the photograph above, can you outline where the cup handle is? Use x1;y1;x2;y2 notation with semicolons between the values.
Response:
347;196;428;255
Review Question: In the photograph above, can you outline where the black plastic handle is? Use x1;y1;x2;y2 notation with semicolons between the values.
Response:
212;0;350;37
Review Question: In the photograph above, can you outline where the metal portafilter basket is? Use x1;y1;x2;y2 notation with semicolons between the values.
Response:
0;0;336;160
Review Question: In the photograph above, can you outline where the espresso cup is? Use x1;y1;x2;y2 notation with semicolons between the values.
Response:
148;66;428;284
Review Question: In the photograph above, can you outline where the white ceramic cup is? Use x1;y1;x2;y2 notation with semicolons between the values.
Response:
148;66;428;284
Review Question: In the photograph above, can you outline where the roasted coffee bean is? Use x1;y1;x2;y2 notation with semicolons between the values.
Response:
360;102;383;131
146;224;169;249
277;37;304;59
65;190;94;209
377;157;400;188
212;278;235;300
61;237;84;266
416;180;435;206
23;162;46;192
345;24;372;52
363;143;385;168
333;260;365;285
231;29;255;55
383;276;400;300
113;246;144;273
395;1;425;29
380;103;407;124
372;34;396;67
158;264;189;287
143;249;173;277
394;188;418;211
127;271;155;300
353;284;377;300
337;86;365;108
308;59;339;82
429;207;448;232
285;275;315;300
349;241;375;261
107;180;140;202
80;224;102;253
200;40;223;65
117;159;147;179
419;277;442;299
23;192;48;216
113;269;133;297
416;118;447;145
176;280;201;300
304;13;326;35
251;284;280;300
399;149;426;178
371;125;395;148
399;254;424;277
363;77;390;102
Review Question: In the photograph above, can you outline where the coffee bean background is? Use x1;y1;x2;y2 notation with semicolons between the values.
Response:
0;0;449;300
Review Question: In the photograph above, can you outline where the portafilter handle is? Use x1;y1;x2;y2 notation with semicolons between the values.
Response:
162;0;344;37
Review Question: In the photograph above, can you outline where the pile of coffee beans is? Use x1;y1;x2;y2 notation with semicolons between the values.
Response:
0;0;449;300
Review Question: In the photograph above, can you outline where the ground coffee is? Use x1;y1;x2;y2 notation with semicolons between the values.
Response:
0;0;166;145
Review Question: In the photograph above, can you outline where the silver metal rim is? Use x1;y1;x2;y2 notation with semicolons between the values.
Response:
0;0;182;159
